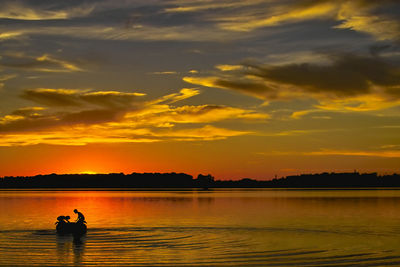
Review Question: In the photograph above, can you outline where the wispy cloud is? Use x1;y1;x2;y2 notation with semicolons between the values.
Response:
0;87;267;146
165;0;400;41
0;53;83;73
306;149;400;158
150;125;251;141
125;104;269;127
0;24;244;43
0;0;398;43
183;76;273;100
216;1;338;32
0;31;24;41
164;0;265;13
335;0;400;41
215;64;243;71
0;73;17;90
150;88;201;105
256;148;400;158
150;71;178;75
0;73;17;82
0;123;250;146
0;1;94;20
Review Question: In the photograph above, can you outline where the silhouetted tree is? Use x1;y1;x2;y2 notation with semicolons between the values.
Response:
1;172;399;188
196;174;214;188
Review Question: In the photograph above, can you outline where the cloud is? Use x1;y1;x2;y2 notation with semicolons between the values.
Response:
0;23;244;43
164;0;264;13
0;0;397;44
153;125;251;141
21;88;85;107
0;1;94;20
62;108;129;125
0;87;267;145
306;149;400;158
165;0;400;41
151;88;200;105
217;1;338;32
80;91;146;108
35;54;83;72
184;53;400;112
11;107;46;118
291;109;321;119
245;54;400;97
0;73;17;82
315;93;400;112
150;71;178;75
0;31;24;41
21;88;145;108
0;123;249;146
0;53;83;73
126;104;269;127
335;0;400;41
0;127;160;146
215;64;243;71
0;73;17;90
183;76;275;100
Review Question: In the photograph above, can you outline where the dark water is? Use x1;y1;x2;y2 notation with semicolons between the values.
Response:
1;189;400;266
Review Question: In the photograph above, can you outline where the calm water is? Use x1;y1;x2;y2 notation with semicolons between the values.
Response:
1;189;400;266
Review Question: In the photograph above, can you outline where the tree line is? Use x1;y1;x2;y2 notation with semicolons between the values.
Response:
0;172;400;188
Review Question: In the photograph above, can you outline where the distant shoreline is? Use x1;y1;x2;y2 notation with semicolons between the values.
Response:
1;172;400;189
2;187;400;191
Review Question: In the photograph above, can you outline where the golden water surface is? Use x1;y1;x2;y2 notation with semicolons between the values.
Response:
1;189;400;266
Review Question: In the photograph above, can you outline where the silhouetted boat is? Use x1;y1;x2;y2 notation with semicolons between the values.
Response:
56;221;87;235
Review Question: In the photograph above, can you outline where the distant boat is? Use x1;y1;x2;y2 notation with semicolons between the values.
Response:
56;221;87;235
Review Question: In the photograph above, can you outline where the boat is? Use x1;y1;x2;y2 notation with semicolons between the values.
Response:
56;221;87;235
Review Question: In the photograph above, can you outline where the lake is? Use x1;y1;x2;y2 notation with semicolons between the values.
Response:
1;189;400;266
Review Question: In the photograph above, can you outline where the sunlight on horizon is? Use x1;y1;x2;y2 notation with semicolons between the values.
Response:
79;170;98;175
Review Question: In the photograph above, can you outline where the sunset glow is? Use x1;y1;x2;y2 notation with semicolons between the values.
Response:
0;0;399;179
79;171;98;175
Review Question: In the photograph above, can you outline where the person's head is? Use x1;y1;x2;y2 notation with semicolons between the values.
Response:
74;209;78;213
66;216;70;220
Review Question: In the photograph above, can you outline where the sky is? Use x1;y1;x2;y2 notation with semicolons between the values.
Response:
0;0;399;179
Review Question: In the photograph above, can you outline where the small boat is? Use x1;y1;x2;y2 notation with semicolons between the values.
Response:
56;221;87;235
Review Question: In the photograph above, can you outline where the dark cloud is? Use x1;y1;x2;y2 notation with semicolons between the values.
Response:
80;91;145;108
61;108;125;125
0;108;124;133
0;88;265;145
21;89;82;106
0;117;55;133
183;54;400;100
215;79;276;99
369;44;392;57
20;88;145;108
11;107;45;118
245;54;400;97
183;53;400;106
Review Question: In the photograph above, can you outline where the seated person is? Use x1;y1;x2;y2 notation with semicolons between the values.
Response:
56;215;70;224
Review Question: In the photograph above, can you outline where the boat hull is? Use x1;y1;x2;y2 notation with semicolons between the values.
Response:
56;222;87;235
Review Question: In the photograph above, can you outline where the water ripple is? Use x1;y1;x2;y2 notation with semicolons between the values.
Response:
0;226;399;266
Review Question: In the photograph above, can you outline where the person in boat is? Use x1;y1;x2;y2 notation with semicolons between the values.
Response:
56;215;70;224
74;209;86;224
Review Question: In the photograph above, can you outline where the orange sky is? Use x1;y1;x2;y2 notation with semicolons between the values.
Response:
0;0;399;179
